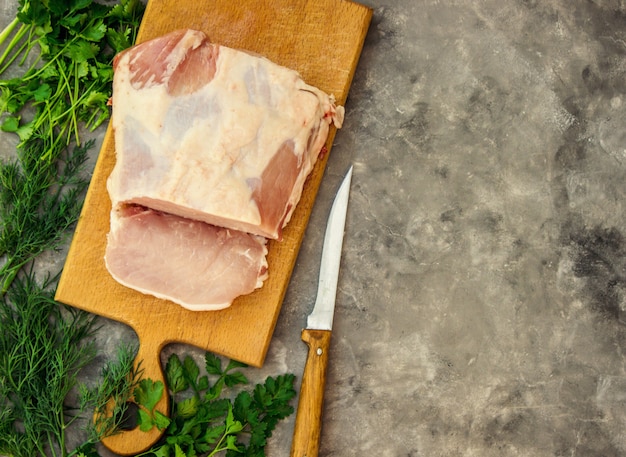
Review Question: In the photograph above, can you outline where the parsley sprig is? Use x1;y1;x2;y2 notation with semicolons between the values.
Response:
0;0;144;162
133;353;297;457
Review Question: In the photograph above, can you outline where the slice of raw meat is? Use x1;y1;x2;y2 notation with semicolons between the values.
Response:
104;205;268;311
107;28;344;240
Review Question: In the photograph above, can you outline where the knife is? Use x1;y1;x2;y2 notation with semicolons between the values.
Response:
290;165;353;457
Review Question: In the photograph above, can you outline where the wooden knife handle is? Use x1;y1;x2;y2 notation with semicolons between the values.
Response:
290;328;332;457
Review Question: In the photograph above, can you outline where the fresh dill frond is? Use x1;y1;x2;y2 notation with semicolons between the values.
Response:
80;343;144;443
0;138;90;293
0;270;99;457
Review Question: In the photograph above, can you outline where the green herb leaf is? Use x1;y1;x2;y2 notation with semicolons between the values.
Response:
14;120;34;142
80;20;106;42
47;0;71;17
153;445;171;457
70;0;93;13
196;374;210;391
138;408;155;433
174;443;187;457
135;378;165;413
204;424;226;446
225;434;241;452
166;354;189;394
183;355;201;385
177;396;199;419
205;353;223;376
0;115;19;132
59;12;85;29
106;27;131;52
224;371;249;388
225;404;244;435
32;83;51;102
66;39;98;62
154;410;172;431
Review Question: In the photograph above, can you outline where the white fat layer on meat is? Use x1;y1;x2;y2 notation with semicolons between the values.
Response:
108;38;336;238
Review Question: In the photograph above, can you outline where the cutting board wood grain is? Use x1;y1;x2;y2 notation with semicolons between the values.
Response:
55;0;371;454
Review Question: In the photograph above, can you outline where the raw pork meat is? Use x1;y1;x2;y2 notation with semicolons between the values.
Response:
105;205;268;311
104;29;343;309
107;29;344;240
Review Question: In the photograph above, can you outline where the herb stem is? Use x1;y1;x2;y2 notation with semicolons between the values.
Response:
0;19;28;70
0;16;20;46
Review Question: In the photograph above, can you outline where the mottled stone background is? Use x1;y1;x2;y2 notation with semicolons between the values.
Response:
2;0;626;456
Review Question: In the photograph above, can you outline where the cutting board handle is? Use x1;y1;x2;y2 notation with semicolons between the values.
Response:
101;334;170;455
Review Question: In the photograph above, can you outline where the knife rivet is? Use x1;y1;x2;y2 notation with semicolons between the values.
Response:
317;347;323;356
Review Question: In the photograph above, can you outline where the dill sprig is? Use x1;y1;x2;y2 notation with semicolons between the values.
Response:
79;344;144;444
0;271;97;457
0;137;90;293
0;274;142;457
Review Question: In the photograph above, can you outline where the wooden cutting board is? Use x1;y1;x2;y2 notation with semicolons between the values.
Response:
55;0;371;453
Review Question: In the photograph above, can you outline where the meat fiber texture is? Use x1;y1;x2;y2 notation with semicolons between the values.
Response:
105;205;269;310
104;29;344;310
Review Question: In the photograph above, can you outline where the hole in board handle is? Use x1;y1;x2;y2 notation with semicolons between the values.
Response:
115;401;140;431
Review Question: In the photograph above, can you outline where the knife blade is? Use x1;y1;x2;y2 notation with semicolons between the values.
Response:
290;165;353;457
